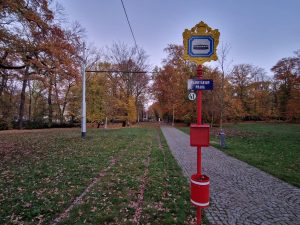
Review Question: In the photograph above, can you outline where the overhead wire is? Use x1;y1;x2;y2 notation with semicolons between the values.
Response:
120;0;140;54
85;70;157;74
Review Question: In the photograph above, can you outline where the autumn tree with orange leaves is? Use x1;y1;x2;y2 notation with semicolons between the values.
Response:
152;44;300;124
272;51;300;120
0;0;83;129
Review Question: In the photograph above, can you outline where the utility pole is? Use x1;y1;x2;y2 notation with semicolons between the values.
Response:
81;42;86;138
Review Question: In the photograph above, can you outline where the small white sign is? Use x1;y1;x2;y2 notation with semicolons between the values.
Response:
188;36;214;57
188;92;197;101
191;39;210;55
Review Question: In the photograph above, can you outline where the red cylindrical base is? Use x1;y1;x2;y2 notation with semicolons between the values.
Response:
190;174;210;208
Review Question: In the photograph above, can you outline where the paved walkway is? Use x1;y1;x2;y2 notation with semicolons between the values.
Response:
161;126;300;225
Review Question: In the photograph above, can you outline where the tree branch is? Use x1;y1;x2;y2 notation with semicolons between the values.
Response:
0;64;26;70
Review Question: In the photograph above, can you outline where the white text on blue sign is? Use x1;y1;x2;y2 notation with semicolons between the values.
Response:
187;79;213;91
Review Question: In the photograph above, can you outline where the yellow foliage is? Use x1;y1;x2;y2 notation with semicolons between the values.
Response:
86;75;108;122
127;96;137;123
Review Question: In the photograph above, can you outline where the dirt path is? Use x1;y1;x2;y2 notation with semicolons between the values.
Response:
51;157;118;225
132;151;151;224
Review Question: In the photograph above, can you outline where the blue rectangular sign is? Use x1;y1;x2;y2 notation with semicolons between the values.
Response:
189;79;213;90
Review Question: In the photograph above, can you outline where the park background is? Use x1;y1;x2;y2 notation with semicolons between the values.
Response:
1;1;300;129
1;1;300;224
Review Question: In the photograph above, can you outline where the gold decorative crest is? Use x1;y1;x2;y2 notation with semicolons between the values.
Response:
183;21;220;65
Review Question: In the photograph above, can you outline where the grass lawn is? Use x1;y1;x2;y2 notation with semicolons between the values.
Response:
179;123;300;187
0;126;201;224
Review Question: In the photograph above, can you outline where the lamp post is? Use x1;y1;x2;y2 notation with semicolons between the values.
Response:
81;42;86;138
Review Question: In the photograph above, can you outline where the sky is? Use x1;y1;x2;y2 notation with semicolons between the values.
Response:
59;0;300;75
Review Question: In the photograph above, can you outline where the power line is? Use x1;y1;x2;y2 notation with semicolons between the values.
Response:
120;0;139;52
85;70;157;74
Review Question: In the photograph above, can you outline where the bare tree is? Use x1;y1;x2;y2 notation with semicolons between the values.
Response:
105;42;150;124
217;43;231;131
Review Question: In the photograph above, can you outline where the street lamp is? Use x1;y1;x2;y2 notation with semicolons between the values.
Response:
81;42;86;138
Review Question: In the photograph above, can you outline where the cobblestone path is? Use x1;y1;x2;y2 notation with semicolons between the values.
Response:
161;126;300;225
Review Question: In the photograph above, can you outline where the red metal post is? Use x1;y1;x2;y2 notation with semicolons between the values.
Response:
196;64;203;225
197;207;201;225
197;147;202;175
197;65;203;124
196;64;203;176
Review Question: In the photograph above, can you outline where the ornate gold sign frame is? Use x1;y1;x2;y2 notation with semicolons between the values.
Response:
183;21;220;65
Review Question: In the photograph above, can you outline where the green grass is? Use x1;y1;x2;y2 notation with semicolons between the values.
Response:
179;123;300;187
0;127;200;224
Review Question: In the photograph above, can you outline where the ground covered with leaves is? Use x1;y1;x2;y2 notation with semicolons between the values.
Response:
0;127;197;224
180;122;300;187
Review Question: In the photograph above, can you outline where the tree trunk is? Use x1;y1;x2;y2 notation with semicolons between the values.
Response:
0;74;8;97
48;76;53;127
220;71;224;131
172;106;175;126
28;80;32;121
18;67;29;129
54;75;62;124
60;83;72;124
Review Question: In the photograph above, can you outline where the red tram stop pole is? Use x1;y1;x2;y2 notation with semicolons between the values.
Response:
183;20;219;225
190;64;210;225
